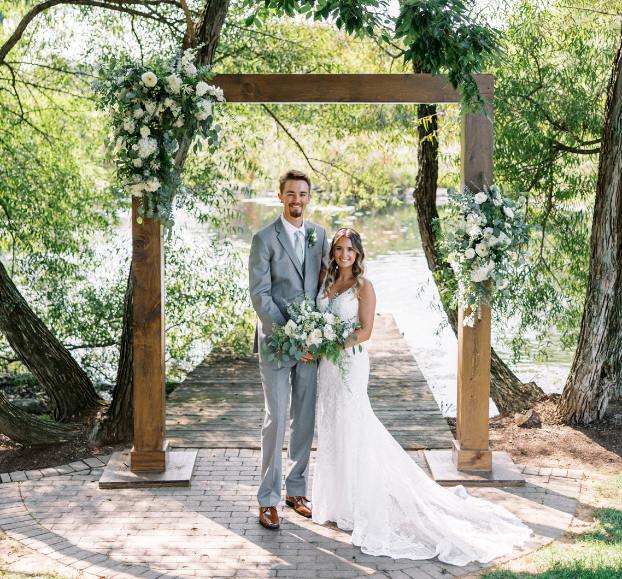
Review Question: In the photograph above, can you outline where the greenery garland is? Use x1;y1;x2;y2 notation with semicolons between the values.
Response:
440;184;529;326
93;48;225;228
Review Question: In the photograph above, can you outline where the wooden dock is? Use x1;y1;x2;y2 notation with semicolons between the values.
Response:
166;314;454;450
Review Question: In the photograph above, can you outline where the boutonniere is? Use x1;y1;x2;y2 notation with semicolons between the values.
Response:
307;229;317;247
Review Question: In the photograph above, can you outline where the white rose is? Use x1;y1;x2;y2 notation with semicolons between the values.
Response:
468;225;482;238
123;119;135;133
474;192;488;204
132;158;143;168
164;98;175;109
498;232;512;245
496;278;509;290
128;183;144;197
466;212;479;224
503;206;515;218
323;325;336;341
475;242;489;257
133;107;144;119
137;136;158;158
166;74;182;94
284;319;297;336
183;62;197;77
323;312;336;324
194;99;212;121
493;196;503;206
174;118;184;128
464;248;476;259
144;101;157;115
143;178;161;192
141;71;158;88
140;126;150;138
470;267;489;283
196;81;209;97
483;227;494;239
207;85;225;101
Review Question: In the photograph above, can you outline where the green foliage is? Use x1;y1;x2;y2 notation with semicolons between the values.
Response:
489;0;620;361
483;476;622;578
395;0;499;107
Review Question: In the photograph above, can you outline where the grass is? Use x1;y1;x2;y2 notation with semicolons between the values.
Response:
484;475;622;579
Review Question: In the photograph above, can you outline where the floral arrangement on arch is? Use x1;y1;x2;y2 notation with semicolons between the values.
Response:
93;48;225;227
441;184;529;327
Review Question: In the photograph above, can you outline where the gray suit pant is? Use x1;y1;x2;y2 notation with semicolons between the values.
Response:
257;354;317;507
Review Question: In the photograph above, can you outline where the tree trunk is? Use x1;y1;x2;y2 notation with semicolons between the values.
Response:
412;104;543;414
0;392;78;446
0;259;102;422
558;28;622;424
100;0;232;443
93;268;133;444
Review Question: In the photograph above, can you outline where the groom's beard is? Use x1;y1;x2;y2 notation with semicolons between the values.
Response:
288;205;303;218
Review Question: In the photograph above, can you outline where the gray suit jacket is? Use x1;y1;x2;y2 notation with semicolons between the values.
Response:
249;217;329;354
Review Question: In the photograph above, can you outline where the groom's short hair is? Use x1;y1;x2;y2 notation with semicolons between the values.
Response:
279;169;311;194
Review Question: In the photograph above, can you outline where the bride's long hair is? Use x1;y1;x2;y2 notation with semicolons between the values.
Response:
324;228;365;297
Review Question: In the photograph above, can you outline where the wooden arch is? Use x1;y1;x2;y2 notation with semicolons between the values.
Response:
129;73;496;481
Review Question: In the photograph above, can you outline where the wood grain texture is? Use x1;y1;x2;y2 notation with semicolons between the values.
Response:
166;314;453;450
131;199;166;473
211;74;494;104
455;94;494;472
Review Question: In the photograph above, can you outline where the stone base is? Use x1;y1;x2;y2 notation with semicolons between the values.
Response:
98;449;197;489
424;450;525;487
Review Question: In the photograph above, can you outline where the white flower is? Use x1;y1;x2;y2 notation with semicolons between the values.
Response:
183;61;197;77
166;74;182;94
133;107;144;119
483;227;494;239
493;196;503;206
496;278;509;290
323;325;336;341
284;320;297;336
464;247;476;259
503;206;515;218
456;218;468;231
466;212;480;224
123;119;136;133
468;225;482;238
196;81;209;97
141;71;158;88
475;242;489;257
194;99;212;121
140;126;151;138
132;158;143;168
137;136;158;158
206;85;225;101
113;136;125;154
144;101;157;115
143;178;161;192
323;312;336;324
470;267;489;282
306;328;323;347
474;192;488;204
498;232;512;245
174;118;184;128
128;183;144;197
164;98;175;109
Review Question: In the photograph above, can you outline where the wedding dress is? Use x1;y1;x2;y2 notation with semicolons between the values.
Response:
312;284;532;566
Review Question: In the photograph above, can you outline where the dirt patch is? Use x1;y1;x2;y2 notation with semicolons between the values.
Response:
448;398;622;475
0;427;127;474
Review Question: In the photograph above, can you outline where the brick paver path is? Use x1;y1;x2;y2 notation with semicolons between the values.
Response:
0;451;583;578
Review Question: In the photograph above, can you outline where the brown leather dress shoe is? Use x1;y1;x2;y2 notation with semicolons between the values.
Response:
259;506;280;530
285;496;312;518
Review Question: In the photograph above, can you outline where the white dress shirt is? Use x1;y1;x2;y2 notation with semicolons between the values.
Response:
280;214;305;263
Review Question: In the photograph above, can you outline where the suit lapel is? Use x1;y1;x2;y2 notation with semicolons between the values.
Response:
275;218;303;280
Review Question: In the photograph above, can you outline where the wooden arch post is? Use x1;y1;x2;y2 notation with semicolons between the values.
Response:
100;73;523;488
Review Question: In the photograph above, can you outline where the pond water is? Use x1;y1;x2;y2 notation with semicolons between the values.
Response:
234;196;573;417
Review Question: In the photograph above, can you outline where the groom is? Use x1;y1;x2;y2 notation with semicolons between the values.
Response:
249;169;329;530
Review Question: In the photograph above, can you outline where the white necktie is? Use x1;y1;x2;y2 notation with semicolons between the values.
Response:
294;231;304;265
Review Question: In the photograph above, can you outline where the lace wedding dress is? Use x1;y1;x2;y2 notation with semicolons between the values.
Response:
312;285;532;566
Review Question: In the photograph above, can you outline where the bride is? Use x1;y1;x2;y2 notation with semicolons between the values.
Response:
312;227;532;566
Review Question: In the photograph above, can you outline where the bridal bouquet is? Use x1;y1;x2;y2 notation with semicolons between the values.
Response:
265;299;358;368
